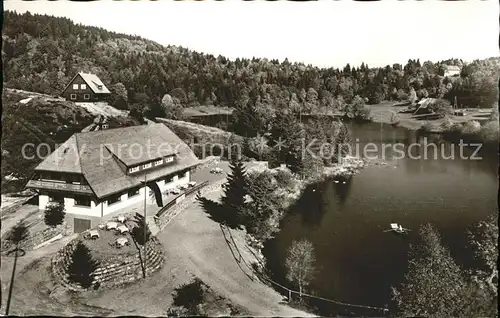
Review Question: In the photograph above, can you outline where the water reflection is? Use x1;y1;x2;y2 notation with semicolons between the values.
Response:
332;175;353;205
264;122;498;313
293;184;328;227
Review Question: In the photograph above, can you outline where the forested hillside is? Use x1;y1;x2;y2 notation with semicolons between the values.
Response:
3;11;499;124
1;89;141;193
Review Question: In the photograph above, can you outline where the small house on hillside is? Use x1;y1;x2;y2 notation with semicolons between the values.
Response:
443;65;461;77
413;98;436;115
25;123;200;233
61;72;111;102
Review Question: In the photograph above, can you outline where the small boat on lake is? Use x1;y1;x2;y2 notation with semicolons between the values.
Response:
384;223;410;234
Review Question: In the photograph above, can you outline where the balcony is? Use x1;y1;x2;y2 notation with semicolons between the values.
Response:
26;180;93;195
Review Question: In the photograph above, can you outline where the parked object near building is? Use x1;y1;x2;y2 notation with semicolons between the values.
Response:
85;229;100;240
26;123;200;233
106;221;119;231
61;72;111;102
116;224;129;234
210;167;224;174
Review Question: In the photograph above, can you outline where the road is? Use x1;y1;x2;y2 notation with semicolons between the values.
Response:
157;187;314;317
1;160;312;316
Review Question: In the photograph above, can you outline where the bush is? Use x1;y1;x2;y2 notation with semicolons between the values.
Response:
274;169;293;189
421;121;435;132
343;95;371;121
460;120;481;135
67;241;99;289
44;202;65;227
479;121;500;141
440;116;454;131
172;278;205;315
429;99;453;118
7;221;29;247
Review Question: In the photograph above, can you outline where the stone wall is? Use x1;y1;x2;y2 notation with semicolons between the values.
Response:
1;222;67;254
51;237;164;291
155;179;226;231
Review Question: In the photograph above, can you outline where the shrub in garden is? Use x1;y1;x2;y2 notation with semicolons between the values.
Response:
172;278;205;315
67;241;99;289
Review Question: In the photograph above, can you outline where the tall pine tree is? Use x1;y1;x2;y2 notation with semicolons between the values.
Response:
220;159;248;228
67;241;99;289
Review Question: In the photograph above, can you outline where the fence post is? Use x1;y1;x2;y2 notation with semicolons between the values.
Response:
289;289;292;303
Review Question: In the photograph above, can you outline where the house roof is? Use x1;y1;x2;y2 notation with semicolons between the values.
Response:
445;65;461;71
79;72;111;94
62;72;111;95
33;123;200;199
416;98;435;108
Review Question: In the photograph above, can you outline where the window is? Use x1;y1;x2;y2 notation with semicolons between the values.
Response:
83;94;90;100
129;166;140;174
164;176;173;185
165;156;174;163
72;84;78;90
143;163;152;169
128;188;140;198
70;94;76;100
107;194;122;205
80;84;86;90
154;159;163;166
49;195;64;204
74;196;91;207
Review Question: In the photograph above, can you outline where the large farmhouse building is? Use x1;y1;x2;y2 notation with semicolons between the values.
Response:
61;72;111;102
26;124;200;232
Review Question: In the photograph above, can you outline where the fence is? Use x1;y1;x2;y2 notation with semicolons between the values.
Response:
219;224;390;315
155;181;209;219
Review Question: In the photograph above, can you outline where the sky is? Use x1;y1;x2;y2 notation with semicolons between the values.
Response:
5;0;499;68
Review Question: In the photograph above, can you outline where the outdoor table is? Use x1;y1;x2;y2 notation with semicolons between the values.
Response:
106;221;119;230
116;237;128;247
88;229;99;239
117;224;129;234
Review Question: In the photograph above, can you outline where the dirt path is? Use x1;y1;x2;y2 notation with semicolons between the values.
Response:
158;189;314;317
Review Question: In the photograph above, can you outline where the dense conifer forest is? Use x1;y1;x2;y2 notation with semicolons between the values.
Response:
3;10;499;127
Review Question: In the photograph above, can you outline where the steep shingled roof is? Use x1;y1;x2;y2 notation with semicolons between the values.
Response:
62;72;111;95
33;123;200;199
79;72;111;94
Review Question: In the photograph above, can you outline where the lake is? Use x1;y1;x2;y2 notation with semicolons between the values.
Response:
262;121;498;315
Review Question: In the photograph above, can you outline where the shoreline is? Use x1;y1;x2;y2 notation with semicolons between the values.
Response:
247;157;366;262
368;102;496;133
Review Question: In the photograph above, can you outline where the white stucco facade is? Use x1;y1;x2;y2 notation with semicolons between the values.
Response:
38;170;191;231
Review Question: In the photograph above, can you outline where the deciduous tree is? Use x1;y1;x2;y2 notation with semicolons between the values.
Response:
285;239;316;297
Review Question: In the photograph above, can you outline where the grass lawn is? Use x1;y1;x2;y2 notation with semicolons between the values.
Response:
81;225;138;262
